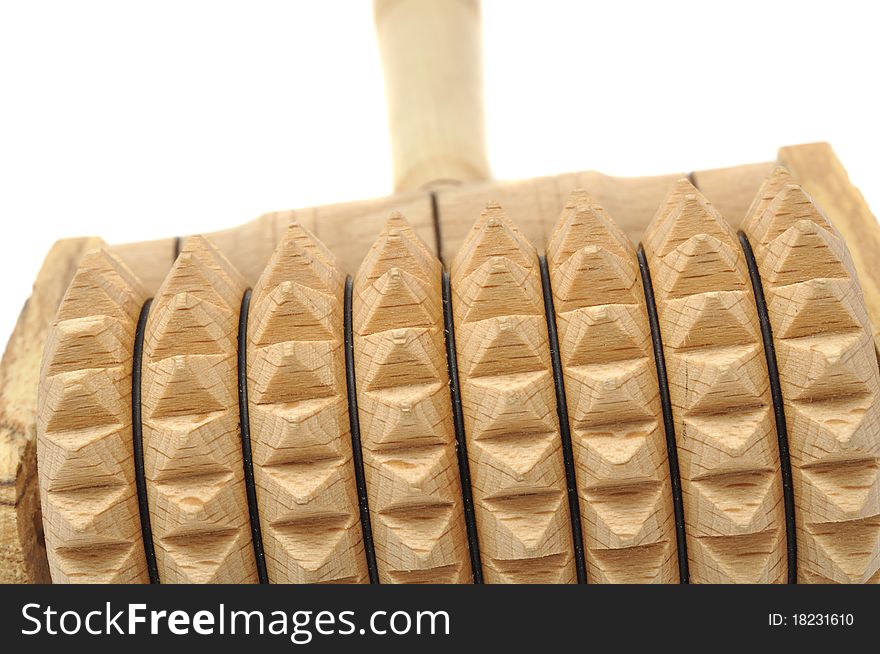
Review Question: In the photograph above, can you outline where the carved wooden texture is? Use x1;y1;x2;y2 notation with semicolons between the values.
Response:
546;191;678;583
778;144;880;350
36;248;149;582
141;236;257;583
643;181;787;583
742;169;880;583
16;147;880;585
352;213;470;583
450;204;575;583
247;223;368;583
2;237;103;584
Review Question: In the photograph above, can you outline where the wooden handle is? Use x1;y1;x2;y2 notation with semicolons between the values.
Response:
375;0;490;191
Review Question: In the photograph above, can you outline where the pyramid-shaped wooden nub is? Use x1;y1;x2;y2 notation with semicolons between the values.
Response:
763;221;852;288
547;190;633;268
354;268;439;337
147;292;231;361
141;235;257;584
742;174;880;584
54;247;146;325
253;223;345;303
688;527;785;583
457;257;544;323
546;197;677;583
247;223;367;584
451;203;575;584
552;246;640;311
356;329;444;392
744;182;839;254
740;167;795;241
282;220;341;272
644;182;785;583
352;213;470;583
642;179;728;258
37;247;150;583
767;278;869;340
355;212;440;290
458;315;548;378
660;290;760;351
560;305;650;366
158;236;246;313
451;203;537;281
250;341;339;405
250;281;336;346
655;234;747;299
644;187;747;298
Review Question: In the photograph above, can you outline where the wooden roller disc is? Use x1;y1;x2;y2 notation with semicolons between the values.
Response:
742;170;880;584
20;164;880;583
450;204;576;583
140;237;257;583
352;215;471;583
642;182;787;583
546;193;678;583
36;248;149;583
247;225;367;583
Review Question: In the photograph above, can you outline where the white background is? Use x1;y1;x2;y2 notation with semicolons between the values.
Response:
1;0;878;349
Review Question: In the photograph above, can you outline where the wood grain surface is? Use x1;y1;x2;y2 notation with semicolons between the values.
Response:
643;181;787;583
451;203;576;583
2;237;103;583
36;248;149;582
742;170;880;583
352;213;470;583
247;223;368;583
547;191;678;583
7;144;880;583
141;236;257;583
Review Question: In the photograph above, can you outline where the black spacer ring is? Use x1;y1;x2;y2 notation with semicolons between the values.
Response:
737;232;798;584
237;288;269;584
637;245;690;584
538;255;588;584
441;270;484;584
132;298;160;584
344;276;380;584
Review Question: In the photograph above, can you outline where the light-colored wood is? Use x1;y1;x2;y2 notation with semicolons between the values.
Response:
307;192;436;275
779;143;880;350
110;194;434;296
352;213;470;583
451;203;575;583
375;0;489;191
742;170;880;583
110;172;685;290
1;237;102;584
247;223;368;583
112;237;179;296
36;247;149;583
108;169;758;296
4;166;676;583
691;162;779;228
74;148;880;334
546;191;678;583
643;181;787;583
141;236;258;583
435;171;685;266
111;212;307;297
5;144;880;583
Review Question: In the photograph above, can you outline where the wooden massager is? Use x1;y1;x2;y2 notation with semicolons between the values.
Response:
2;0;879;585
